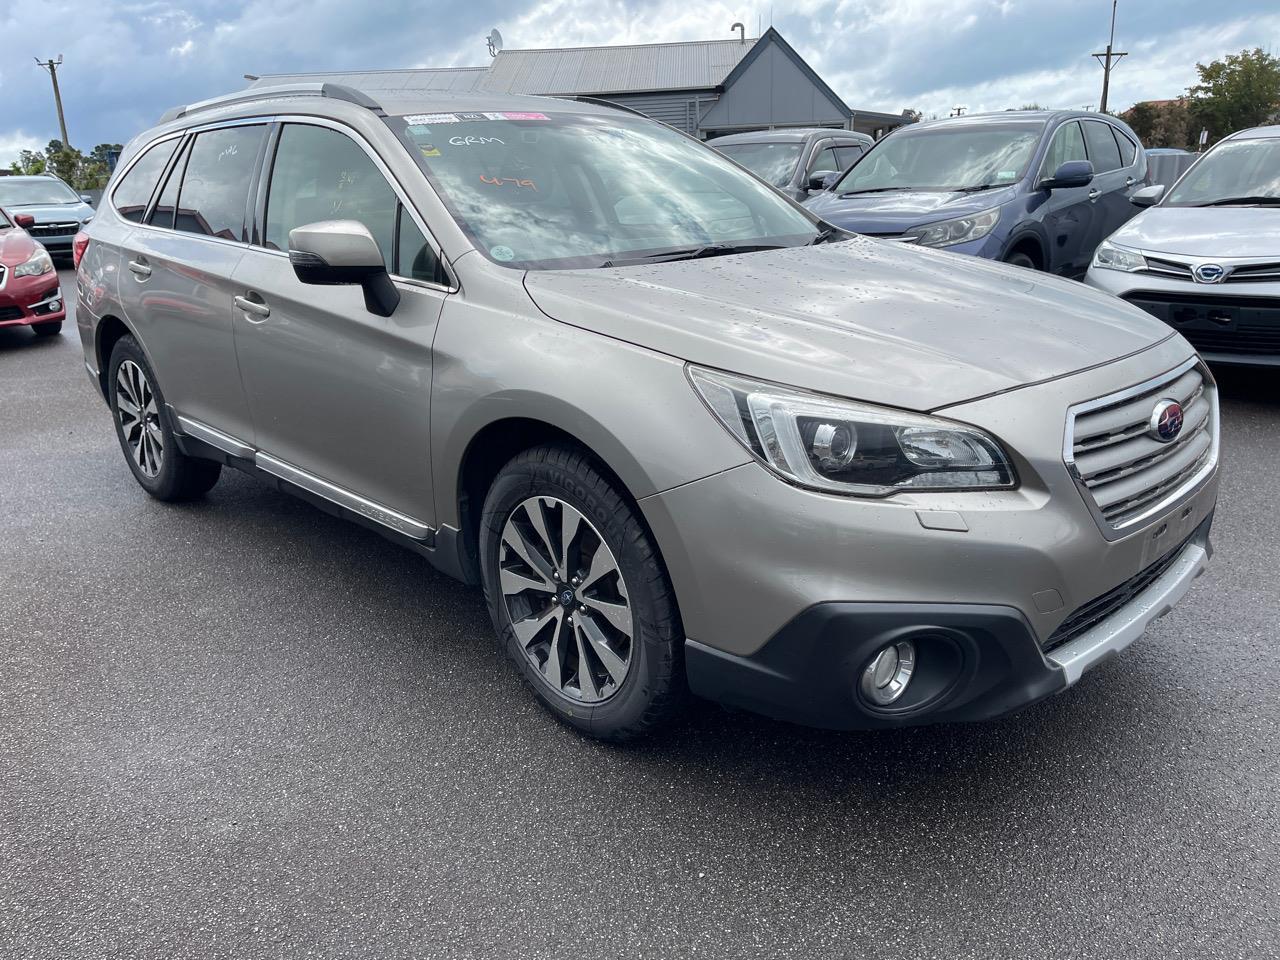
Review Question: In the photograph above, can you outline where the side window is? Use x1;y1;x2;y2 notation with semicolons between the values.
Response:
175;125;265;241
146;140;189;230
1112;126;1138;167
1039;121;1087;179
265;124;397;270
112;139;179;223
834;144;864;169
808;145;839;176
1082;120;1122;173
396;207;443;283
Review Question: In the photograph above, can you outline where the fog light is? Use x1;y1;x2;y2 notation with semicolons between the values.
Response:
860;640;916;706
49;299;62;312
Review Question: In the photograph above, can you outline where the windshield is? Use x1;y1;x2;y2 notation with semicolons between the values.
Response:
1164;137;1280;206
0;178;80;206
714;142;805;187
833;122;1044;193
394;111;819;268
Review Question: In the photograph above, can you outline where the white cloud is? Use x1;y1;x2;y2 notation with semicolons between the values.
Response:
0;131;44;168
170;38;195;56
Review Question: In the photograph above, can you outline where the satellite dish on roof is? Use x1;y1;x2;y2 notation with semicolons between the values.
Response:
486;29;503;58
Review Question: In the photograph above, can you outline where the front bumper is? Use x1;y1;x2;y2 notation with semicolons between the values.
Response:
640;338;1218;729
1087;264;1280;365
0;274;65;328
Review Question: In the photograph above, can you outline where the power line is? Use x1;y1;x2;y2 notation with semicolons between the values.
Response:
35;55;72;150
1091;1;1127;113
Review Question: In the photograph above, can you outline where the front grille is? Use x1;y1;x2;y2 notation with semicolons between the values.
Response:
1225;261;1280;283
1123;291;1280;359
1138;256;1194;280
29;222;79;237
1043;530;1195;653
0;306;23;322
1065;361;1216;532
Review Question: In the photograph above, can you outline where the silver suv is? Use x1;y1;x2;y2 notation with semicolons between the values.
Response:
76;85;1219;740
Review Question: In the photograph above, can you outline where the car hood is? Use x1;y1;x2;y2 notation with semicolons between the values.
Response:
1109;206;1280;258
804;187;1017;234
1;201;93;224
523;237;1173;411
0;228;37;267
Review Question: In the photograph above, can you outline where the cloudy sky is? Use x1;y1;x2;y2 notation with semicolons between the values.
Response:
2;0;1276;164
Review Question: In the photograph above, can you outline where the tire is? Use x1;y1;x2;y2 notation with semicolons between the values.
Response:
32;321;62;337
479;444;686;741
1003;250;1038;270
107;335;221;501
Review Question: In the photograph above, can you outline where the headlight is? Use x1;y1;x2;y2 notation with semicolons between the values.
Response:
904;206;1000;248
1091;240;1147;272
14;247;54;278
688;366;1016;496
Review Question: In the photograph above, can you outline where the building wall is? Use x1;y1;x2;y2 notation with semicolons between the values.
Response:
601;90;721;136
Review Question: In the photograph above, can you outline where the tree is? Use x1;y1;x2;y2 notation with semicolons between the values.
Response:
1121;99;1194;149
1186;47;1280;145
9;149;46;175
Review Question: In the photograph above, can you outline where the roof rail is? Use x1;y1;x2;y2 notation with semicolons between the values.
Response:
568;95;651;120
158;83;384;124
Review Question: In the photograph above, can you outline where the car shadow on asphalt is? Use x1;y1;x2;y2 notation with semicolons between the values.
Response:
0;325;64;351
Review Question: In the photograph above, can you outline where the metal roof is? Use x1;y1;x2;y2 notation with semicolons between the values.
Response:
251;67;489;95
482;38;757;95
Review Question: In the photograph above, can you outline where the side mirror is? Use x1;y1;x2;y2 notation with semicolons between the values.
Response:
13;213;36;228
1130;184;1165;207
288;220;399;317
79;194;94;205
808;172;837;192
1041;160;1094;190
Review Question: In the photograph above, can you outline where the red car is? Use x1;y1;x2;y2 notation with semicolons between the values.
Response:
0;206;65;337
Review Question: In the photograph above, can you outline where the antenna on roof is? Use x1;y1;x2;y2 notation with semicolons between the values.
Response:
486;29;504;58
731;22;745;44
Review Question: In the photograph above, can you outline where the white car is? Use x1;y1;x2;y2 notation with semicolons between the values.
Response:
1086;124;1280;365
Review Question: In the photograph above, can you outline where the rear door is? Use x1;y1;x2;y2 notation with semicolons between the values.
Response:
1080;119;1132;251
1035;120;1096;275
230;119;448;531
116;122;266;443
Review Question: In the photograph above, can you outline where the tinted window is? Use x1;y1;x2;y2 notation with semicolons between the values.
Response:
1083;120;1122;173
396;207;442;282
265;124;398;268
174;126;264;240
147;141;189;230
809;146;839;175
1039;121;1087;178
1112;127;1137;167
112;139;179;223
834;144;864;169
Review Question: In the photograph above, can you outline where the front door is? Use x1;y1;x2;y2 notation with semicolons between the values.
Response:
1036;120;1097;276
231;121;448;531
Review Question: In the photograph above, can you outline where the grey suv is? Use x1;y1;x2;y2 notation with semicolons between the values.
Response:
76;84;1219;741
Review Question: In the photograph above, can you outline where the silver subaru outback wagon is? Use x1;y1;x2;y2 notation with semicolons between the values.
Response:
75;84;1219;740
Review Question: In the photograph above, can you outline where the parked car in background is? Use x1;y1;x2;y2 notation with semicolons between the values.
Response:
1145;147;1197;189
1087;124;1280;365
0;175;95;261
0;206;65;336
708;128;874;202
79;86;1217;741
805;110;1147;276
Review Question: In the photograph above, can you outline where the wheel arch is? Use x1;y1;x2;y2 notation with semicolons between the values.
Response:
93;314;136;399
1002;230;1046;270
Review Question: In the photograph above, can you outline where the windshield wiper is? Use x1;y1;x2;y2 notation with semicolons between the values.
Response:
600;242;788;268
837;186;913;197
807;226;842;245
1199;195;1280;206
952;183;1003;193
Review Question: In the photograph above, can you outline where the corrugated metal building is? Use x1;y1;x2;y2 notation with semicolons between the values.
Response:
250;28;909;140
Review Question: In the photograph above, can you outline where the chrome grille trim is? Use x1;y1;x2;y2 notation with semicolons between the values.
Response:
1224;261;1280;283
1063;357;1218;539
1139;256;1194;280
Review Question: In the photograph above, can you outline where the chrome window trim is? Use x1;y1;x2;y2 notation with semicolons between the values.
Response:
1062;356;1218;541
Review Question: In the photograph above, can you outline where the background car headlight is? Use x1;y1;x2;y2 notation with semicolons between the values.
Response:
14;247;54;278
1091;240;1147;272
904;206;1000;248
688;366;1016;496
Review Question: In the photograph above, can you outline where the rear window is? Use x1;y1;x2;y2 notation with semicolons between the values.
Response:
112;139;180;223
174;126;265;241
1083;120;1122;173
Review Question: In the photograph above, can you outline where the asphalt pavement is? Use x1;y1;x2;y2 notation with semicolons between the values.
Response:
1;269;1277;959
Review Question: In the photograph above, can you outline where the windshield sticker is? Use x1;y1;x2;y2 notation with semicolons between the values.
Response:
501;111;549;121
449;135;505;146
995;170;1017;181
490;245;515;262
419;144;442;158
480;174;537;191
404;113;461;125
404;111;552;124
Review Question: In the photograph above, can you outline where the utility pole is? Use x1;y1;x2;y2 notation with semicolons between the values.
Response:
35;55;71;150
1092;1;1127;113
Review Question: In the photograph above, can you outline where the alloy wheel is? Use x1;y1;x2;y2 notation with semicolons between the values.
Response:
116;360;164;478
498;496;634;703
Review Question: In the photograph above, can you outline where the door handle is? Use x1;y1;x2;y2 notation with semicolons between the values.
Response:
1125;176;1136;187
127;259;151;279
1088;188;1101;201
234;294;271;322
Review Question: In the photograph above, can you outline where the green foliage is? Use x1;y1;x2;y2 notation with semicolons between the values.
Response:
1187;47;1280;145
1121;100;1194;150
26;138;118;190
8;149;47;175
